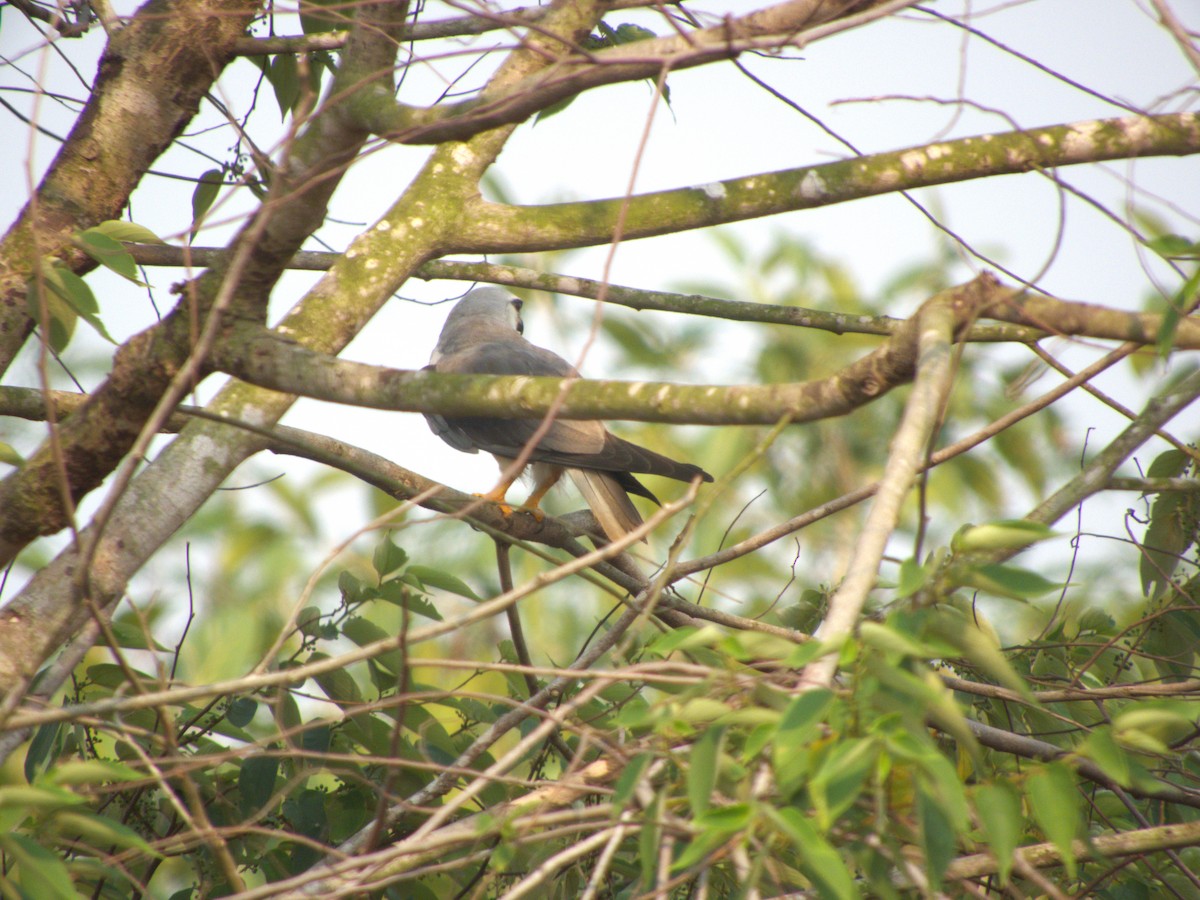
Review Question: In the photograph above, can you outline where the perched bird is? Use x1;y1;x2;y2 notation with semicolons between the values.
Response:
425;288;713;541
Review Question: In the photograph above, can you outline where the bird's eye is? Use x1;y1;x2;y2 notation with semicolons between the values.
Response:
510;299;524;334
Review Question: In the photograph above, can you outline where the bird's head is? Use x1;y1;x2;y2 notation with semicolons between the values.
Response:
431;287;525;363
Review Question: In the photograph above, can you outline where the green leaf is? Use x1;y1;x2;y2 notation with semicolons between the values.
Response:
91;219;163;244
611;753;653;810
928;610;1033;701
239;754;280;816
670;826;728;872
917;782;956;892
956;562;1061;600
693;802;752;832
1139;449;1197;600
26;268;76;352
43;262;115;343
1112;705;1196;753
1146;233;1200;259
1026;762;1080;879
76;229;141;282
1079;727;1131;786
43;759;143;786
191;168;224;225
952;519;1058;553
860;621;937;658
405;565;482;601
107;618;169;651
0;784;85;810
809;738;875;829
676;697;735;724
646;625;721;656
24;721;61;784
687;726;723;816
372;535;408;579
300;0;346;34
311;653;365;706
342;616;403;673
298;605;325;638
0;833;78;899
268;53;300;117
338;570;367;605
302;721;331;754
533;93;578;124
376;579;443;621
896;556;929;598
1158;267;1200;358
763;806;858;900
52;809;157;854
227;696;258;727
974;781;1022;883
773;688;833;794
0;441;23;466
639;792;662;889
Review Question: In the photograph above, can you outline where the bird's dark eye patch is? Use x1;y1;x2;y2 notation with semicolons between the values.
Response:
510;299;524;334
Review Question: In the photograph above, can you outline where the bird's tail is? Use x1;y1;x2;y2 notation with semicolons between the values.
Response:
568;469;645;542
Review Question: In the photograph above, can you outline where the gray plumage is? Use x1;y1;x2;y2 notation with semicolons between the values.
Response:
425;287;713;540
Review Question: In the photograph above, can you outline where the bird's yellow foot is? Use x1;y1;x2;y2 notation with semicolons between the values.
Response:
472;492;514;517
518;504;546;523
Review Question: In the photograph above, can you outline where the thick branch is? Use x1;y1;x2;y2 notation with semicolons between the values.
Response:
209;277;998;425
456;112;1200;252
982;289;1200;348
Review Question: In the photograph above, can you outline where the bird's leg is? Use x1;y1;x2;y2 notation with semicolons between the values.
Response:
476;469;522;516
520;465;563;522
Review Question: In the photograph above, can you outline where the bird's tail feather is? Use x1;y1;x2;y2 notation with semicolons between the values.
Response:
568;470;645;542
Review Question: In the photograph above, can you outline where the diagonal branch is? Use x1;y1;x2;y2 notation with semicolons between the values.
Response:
800;295;956;690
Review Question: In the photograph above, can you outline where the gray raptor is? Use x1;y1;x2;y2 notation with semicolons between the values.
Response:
425;288;713;540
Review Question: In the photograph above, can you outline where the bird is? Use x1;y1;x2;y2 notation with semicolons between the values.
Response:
424;287;713;541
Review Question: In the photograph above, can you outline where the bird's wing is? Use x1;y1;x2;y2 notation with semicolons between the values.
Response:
432;338;714;483
429;338;607;458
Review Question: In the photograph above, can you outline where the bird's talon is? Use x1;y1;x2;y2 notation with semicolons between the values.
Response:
472;492;514;517
520;505;546;523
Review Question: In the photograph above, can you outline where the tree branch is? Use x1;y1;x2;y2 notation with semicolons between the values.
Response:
0;0;263;373
947;818;1200;881
454;112;1200;253
124;245;1200;348
360;0;911;144
207;276;1000;426
801;295;955;690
